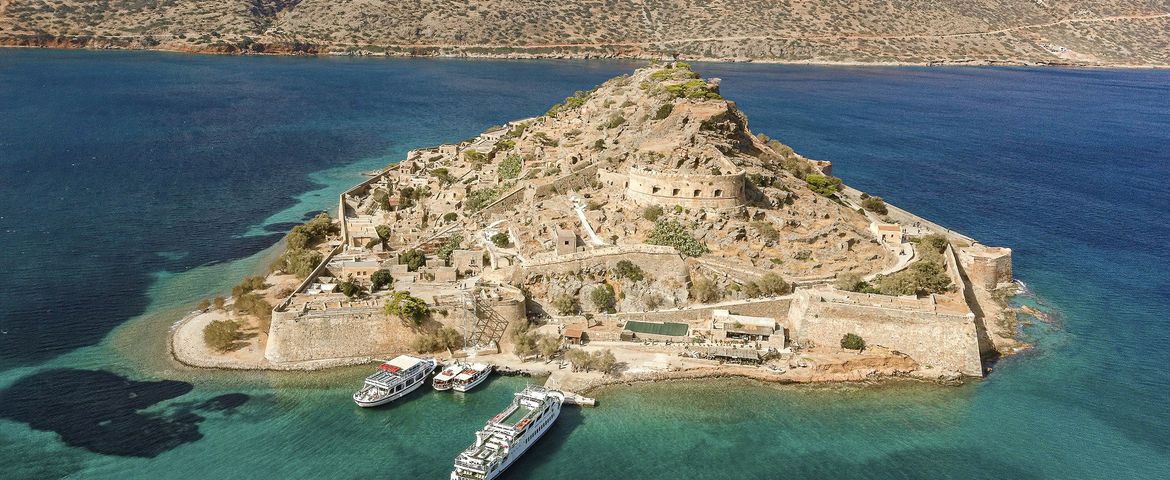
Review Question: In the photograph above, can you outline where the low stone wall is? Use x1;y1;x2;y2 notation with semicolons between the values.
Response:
477;185;527;217
788;290;981;377
521;245;686;281
531;162;599;201
597;297;794;329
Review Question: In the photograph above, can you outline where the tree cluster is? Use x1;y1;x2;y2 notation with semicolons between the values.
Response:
385;291;430;325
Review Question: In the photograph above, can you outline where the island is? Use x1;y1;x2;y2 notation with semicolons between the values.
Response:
172;63;1025;391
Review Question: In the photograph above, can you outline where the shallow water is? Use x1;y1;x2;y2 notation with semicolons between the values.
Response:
1;50;1168;479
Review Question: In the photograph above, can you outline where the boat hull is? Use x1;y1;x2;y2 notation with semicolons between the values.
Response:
352;359;436;407
451;366;493;393
450;391;563;480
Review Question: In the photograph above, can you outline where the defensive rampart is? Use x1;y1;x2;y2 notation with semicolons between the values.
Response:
625;166;745;208
788;289;982;377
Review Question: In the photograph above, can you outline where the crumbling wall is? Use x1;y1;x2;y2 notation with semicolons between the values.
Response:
521;245;686;281
531;162;599;201
477;185;527;217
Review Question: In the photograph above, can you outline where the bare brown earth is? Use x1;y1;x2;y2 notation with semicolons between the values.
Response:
2;1;1168;66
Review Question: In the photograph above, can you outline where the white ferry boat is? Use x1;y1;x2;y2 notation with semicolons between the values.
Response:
352;355;436;408
451;363;493;393
433;362;464;391
450;386;564;480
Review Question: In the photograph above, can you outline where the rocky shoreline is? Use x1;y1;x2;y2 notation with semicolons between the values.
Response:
4;42;1168;70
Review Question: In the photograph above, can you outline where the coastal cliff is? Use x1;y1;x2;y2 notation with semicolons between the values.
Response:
2;1;1169;66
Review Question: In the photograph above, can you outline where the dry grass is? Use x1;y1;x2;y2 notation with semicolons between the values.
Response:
1;1;1167;65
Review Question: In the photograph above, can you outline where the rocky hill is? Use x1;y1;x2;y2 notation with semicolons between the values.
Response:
2;0;1168;66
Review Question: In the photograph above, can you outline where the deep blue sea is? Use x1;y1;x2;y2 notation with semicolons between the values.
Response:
1;49;1168;479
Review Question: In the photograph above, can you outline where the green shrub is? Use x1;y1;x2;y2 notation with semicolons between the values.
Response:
498;154;522;180
915;234;949;254
602;114;626;129
414;326;463;353
590;284;616;313
400;249;426;272
231;276;266;297
443;212;458;223
464;186;502;211
274;249;322;279
690;275;721;303
591;349;617;374
646;219;708;257
751;221;779;242
385;291;430;325
552;293;580;316
642;205;664;221
876;259;952;296
841;333;866;351
203;320;244;352
757;272;790;296
338;279;364;298
371;269;393;290
664;79;722;100
835;272;867;292
491;231;511;248
613;260;644;282
436;234;463;264
653;103;674;120
464;150;487;166
861;196;888;215
805;174;841;196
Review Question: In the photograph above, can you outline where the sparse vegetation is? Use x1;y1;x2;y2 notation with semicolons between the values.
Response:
413;327;463;353
613;260;644;282
642;205;664;221
841;333;866;351
646;219;708;257
203;320;245;352
552;293;580;316
861;196;888;215
498;154;522;180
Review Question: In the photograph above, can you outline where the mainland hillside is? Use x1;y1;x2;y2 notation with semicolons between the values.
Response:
1;0;1167;66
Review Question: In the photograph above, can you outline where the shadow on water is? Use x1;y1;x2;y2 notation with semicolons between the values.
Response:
0;369;248;457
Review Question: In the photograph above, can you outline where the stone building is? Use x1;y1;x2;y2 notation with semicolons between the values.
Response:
870;222;903;245
958;244;1013;289
624;166;746;209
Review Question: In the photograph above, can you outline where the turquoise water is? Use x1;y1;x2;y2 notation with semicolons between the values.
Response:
1;50;1168;478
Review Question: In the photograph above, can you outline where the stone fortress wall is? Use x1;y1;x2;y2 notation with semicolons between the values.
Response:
787;289;982;377
265;305;392;363
624;165;745;209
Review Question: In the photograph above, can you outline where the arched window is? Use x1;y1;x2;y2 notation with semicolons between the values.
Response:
693;189;700;197
652;186;662;194
714;189;723;197
672;188;680;196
